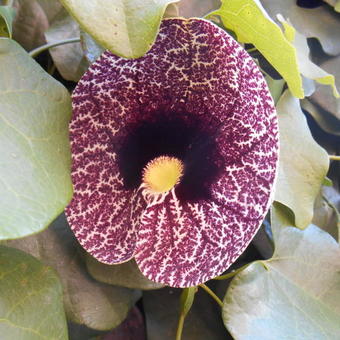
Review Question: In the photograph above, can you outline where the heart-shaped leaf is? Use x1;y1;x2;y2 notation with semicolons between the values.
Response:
60;0;179;58
223;224;340;339
274;90;329;228
0;245;68;339
0;38;73;240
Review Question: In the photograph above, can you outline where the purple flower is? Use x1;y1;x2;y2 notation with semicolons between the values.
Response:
65;18;279;288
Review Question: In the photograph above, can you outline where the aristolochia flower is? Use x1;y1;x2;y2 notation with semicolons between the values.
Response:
66;18;279;288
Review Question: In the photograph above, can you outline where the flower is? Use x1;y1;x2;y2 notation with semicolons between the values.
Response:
65;18;279;288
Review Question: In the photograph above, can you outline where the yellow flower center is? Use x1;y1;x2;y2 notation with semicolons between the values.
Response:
142;156;184;193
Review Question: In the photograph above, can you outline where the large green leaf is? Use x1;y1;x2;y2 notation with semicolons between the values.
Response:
60;0;179;58
211;0;304;98
86;255;164;290
0;38;72;240
0;245;68;339
260;0;340;56
6;214;141;331
274;90;329;228
223;224;340;339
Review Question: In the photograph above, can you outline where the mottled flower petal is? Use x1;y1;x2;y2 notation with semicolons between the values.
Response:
66;18;278;286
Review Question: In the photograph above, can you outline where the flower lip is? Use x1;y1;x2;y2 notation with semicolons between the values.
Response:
116;111;223;202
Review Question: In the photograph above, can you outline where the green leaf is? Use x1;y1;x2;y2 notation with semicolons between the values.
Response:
5;214;141;331
0;6;15;38
223;224;340;340
301;99;340;137
45;8;88;81
0;245;68;339
278;15;339;98
274;90;329;228
261;0;340;56
210;0;304;98
60;0;179;58
86;255;164;290
0;38;73;240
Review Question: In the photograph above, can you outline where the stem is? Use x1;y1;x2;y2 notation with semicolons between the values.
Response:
246;47;257;53
28;38;81;58
199;283;224;308
329;155;340;161
214;263;250;280
175;312;185;340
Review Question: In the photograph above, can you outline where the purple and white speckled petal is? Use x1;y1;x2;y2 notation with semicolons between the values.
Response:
66;18;278;285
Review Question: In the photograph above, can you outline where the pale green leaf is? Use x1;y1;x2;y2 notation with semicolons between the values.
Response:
45;8;88;81
274;90;329;228
86;255;163;290
60;0;179;58
278;15;339;98
223;224;340;340
0;6;15;38
211;0;304;98
0;245;68;339
260;0;340;56
6;214;140;331
0;38;73;240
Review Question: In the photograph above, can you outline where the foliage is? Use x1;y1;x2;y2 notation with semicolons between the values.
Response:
0;0;339;339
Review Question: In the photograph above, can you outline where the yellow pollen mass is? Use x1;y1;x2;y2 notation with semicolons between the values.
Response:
142;156;184;193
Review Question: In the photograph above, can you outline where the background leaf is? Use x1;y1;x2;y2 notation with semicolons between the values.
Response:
260;0;340;56
86;255;163;290
45;8;88;81
144;286;230;340
6;214;141;331
211;0;304;98
12;0;48;51
60;0;179;58
223;224;340;340
0;6;15;38
274;90;329;228
311;55;340;120
0;245;68;339
0;38;72;240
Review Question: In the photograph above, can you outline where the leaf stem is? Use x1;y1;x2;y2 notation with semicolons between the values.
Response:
199;283;223;308
175;312;185;340
28;38;81;58
329;155;340;161
214;263;250;280
246;47;257;53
